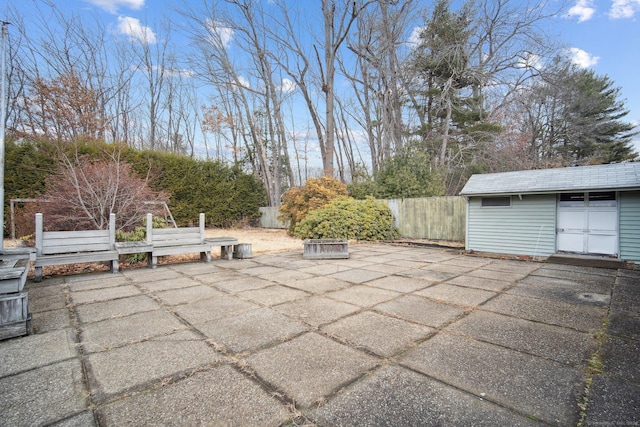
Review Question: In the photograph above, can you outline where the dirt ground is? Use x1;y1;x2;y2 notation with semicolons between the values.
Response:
205;227;303;254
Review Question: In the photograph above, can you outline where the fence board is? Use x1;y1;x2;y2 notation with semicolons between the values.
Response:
259;207;289;229
380;197;466;241
260;196;466;241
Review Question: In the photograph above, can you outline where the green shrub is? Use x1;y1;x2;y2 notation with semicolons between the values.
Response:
293;196;398;241
115;215;166;263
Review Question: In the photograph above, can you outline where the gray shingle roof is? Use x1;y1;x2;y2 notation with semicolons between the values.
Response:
460;162;640;196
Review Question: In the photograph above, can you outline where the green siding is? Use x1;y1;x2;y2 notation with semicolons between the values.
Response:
620;191;640;263
466;194;556;257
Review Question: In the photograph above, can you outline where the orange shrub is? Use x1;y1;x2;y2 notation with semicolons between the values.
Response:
278;176;348;235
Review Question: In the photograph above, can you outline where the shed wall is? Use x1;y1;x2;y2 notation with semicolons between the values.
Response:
619;191;640;263
466;194;556;257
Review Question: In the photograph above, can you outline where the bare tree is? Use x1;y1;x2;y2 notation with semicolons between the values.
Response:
41;147;168;231
344;0;414;176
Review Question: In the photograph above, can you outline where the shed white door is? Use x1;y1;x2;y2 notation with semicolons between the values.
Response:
557;192;618;255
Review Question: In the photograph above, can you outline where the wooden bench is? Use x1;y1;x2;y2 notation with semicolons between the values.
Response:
34;213;119;282
145;213;238;268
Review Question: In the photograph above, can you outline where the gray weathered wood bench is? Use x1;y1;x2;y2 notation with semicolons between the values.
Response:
34;213;119;281
144;213;238;268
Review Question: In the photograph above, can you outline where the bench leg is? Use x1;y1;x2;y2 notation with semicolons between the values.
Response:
221;245;233;260
34;266;43;282
111;259;119;274
200;251;211;263
148;255;158;269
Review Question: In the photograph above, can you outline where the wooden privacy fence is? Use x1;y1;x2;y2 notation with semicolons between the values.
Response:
380;196;466;242
260;196;466;242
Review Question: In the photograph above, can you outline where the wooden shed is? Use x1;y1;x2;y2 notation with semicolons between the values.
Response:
459;162;640;263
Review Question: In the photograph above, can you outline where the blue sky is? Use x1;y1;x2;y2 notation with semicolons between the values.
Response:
8;0;640;157
559;0;640;153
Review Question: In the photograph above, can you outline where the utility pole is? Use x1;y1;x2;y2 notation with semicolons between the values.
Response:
0;21;9;252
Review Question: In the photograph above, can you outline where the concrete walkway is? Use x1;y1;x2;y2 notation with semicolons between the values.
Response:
1;243;638;426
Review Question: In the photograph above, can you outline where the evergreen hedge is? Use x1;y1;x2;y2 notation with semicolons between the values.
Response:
5;138;267;230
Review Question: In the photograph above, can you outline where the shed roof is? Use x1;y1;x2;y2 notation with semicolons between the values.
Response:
460;162;640;196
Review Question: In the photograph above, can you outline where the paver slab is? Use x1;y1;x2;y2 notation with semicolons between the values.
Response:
238;285;309;306
70;285;141;305
446;275;514;292
518;274;613;295
0;359;87;427
135;276;201;292
155;284;225;306
322;311;433;357
467;268;528;282
584;375;640;426
507;281;611;307
265;269;315;284
246;332;377;408
329;269;387;284
481;260;540;274
196;307;308;353
80;309;187;353
309;365;539;427
367;275;432;293
75;294;160;323
123;268;183;281
415;283;496;306
0;328;77;377
28;292;67;313
600;336;640;382
400;268;460;282
274;296;360;327
168;262;224;276
374;295;465;328
174;295;259;325
450;310;597;366
401;332;584;425
482;293;607;332
31;308;71;333
531;266;616;285
98;365;290;426
214;276;274;293
607;309;640;340
242;265;286;276
67;275;130;292
284;276;351;294
86;330;223;401
325;285;400;307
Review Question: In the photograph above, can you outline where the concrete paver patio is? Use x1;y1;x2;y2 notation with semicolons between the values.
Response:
1;243;639;426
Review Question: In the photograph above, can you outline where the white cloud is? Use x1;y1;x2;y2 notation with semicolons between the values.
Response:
207;20;234;49
236;76;250;89
516;52;543;70
407;26;424;47
609;0;640;18
279;78;296;93
83;0;144;14
567;47;599;68
566;0;596;22
117;16;157;44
